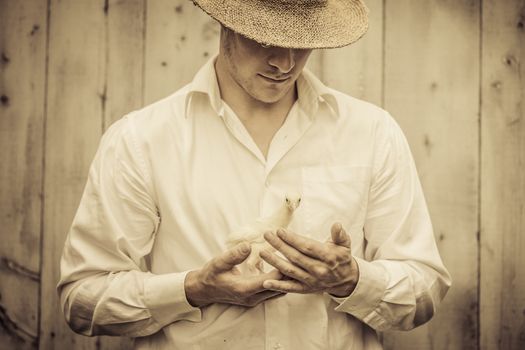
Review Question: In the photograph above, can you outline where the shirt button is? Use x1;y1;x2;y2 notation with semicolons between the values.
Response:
273;342;282;350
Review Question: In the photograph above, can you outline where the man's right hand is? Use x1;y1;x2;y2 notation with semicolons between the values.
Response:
184;242;286;308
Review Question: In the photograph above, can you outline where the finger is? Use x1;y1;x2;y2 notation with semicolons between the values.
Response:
259;250;316;286
212;242;251;272
264;231;323;272
263;279;313;294
239;269;284;293
330;223;351;248
273;229;329;260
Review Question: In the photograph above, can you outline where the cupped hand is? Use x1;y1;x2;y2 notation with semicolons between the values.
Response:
185;242;286;308
259;223;359;297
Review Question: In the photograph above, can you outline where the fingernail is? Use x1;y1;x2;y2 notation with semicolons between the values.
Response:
264;231;275;240
239;243;250;254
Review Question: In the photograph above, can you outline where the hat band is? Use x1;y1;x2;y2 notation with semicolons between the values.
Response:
277;0;327;4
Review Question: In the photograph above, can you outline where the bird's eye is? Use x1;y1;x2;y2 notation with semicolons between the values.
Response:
286;198;290;203
298;198;301;203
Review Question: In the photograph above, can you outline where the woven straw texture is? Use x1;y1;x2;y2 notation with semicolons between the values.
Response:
191;0;369;49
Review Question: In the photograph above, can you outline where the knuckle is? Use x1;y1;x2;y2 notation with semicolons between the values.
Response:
325;253;338;266
286;252;300;264
333;254;345;264
305;276;317;287
283;265;296;276
304;243;316;255
313;266;329;279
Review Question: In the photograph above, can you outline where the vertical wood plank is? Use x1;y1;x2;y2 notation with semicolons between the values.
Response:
41;0;106;348
99;1;146;348
40;1;145;349
382;1;480;349
145;0;220;104
104;0;146;129
0;1;47;349
321;0;383;105
480;1;525;349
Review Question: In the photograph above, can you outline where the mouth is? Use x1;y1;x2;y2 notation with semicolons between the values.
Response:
259;74;291;84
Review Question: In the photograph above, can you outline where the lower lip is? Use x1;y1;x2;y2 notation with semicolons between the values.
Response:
259;75;290;84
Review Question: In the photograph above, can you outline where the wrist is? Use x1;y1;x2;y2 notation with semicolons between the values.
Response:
329;258;360;298
184;270;209;308
329;281;356;297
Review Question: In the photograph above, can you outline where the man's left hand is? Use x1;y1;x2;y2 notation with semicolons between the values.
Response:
260;222;359;298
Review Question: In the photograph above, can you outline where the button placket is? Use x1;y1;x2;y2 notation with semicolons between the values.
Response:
264;297;289;350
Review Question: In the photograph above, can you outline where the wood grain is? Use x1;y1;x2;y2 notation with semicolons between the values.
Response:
382;1;480;349
322;0;383;106
104;0;146;129
0;1;524;349
40;1;143;349
144;0;220;104
40;0;106;348
0;1;47;349
480;0;525;349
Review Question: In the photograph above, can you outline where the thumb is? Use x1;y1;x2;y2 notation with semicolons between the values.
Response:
212;242;251;272
330;223;351;248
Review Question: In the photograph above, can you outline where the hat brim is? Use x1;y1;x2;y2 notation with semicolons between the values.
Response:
191;0;369;49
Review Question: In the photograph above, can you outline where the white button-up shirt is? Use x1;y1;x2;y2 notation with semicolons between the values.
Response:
58;57;451;349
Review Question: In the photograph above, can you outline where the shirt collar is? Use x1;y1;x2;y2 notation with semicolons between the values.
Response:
184;55;224;118
296;68;340;119
184;55;340;119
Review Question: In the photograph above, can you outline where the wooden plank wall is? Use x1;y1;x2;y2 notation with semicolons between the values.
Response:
382;1;481;349
0;1;46;349
480;1;525;350
0;1;523;349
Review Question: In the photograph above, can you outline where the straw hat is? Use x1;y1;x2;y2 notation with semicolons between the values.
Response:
191;0;369;49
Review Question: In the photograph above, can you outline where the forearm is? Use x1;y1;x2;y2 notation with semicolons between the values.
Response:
59;270;201;337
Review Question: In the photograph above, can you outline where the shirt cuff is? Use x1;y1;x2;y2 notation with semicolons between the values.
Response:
144;271;202;326
332;257;388;322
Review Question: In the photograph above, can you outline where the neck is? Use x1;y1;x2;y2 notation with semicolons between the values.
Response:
273;206;294;228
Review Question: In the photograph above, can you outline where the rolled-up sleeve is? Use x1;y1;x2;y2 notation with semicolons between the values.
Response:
332;112;451;331
57;115;201;337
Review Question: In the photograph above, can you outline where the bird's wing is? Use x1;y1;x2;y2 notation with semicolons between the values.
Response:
226;200;292;247
226;220;279;246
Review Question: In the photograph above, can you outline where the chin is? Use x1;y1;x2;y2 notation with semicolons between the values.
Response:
258;95;284;104
251;88;291;104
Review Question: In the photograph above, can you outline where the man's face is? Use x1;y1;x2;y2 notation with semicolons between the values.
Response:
219;27;312;104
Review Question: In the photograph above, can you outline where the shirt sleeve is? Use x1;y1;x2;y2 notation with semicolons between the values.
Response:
331;112;452;331
57;115;201;337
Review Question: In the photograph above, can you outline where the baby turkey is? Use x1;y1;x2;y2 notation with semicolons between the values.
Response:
226;193;302;274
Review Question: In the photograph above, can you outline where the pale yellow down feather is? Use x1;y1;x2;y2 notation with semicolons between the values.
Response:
226;193;301;273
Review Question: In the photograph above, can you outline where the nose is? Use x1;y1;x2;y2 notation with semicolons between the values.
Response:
268;48;295;74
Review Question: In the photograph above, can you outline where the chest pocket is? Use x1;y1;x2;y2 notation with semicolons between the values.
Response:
300;166;370;241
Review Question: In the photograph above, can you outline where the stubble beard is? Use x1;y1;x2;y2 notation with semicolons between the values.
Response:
224;40;290;105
